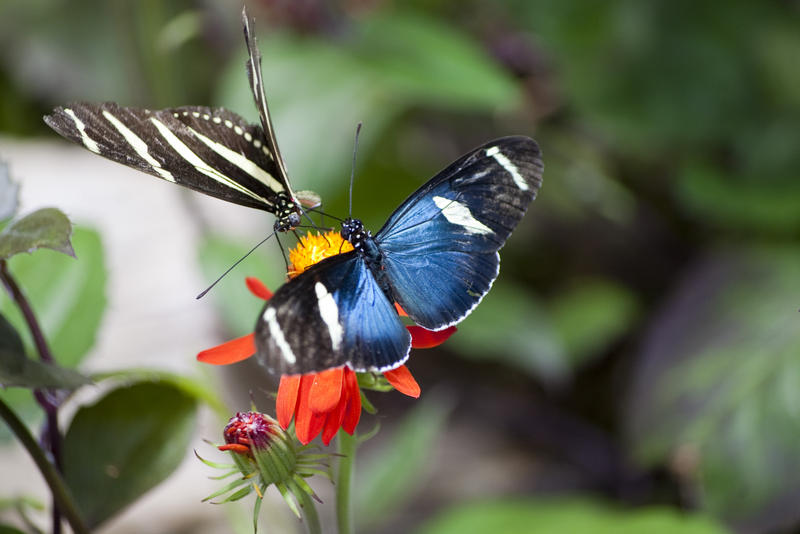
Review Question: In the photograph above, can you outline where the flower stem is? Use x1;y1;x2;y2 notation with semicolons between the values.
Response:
336;430;357;534
0;260;55;364
0;397;89;534
0;259;67;533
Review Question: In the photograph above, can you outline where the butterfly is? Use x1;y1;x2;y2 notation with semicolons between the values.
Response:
43;8;319;233
255;136;543;375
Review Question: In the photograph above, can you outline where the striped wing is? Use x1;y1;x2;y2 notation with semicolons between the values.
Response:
44;102;293;213
241;7;293;201
376;136;543;330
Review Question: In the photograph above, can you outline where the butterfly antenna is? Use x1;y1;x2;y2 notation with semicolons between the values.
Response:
274;232;290;272
349;122;362;218
196;231;277;299
309;207;344;223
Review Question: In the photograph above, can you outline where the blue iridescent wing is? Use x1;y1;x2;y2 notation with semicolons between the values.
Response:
254;252;411;375
376;136;543;330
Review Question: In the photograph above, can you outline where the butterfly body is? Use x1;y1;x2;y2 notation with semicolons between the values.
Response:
255;136;543;376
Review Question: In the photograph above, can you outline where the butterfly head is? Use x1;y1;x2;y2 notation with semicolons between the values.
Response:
341;218;370;251
272;193;303;232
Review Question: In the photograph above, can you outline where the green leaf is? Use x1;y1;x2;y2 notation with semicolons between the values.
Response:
0;311;24;357
0;227;105;368
0;161;18;222
0;524;27;534
549;279;639;368
355;393;454;529
0;208;74;259
625;246;800;527
358;10;521;111
448;281;568;384
418;498;728;534
91;367;226;418
63;381;197;528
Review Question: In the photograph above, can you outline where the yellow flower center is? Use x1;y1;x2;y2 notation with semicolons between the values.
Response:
288;231;354;278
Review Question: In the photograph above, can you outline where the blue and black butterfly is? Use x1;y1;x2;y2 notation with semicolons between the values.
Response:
255;136;543;375
43;8;319;233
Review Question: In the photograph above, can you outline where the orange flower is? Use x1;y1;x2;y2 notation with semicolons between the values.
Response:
197;231;457;444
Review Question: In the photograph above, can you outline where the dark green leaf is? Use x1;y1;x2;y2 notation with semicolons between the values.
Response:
0;311;24;357
0;227;105;368
356;393;454;529
625;246;800;528
0;524;26;534
0;208;73;259
63;381;197;528
0;161;18;221
418;498;727;534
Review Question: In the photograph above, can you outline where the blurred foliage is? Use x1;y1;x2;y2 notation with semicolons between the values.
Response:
626;246;800;529
1;0;799;532
418;498;727;534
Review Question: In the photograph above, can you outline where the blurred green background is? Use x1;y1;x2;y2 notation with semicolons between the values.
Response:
1;0;799;532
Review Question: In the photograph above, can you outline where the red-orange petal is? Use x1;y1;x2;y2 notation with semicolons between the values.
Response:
408;325;457;349
245;277;273;300
394;302;408;317
218;443;251;454
309;367;345;414
321;397;348;446
196;333;256;365
294;375;326;444
383;365;421;398
276;375;301;430
341;368;362;434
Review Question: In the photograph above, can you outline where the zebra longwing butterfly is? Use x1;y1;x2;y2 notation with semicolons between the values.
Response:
44;8;319;232
255;136;543;375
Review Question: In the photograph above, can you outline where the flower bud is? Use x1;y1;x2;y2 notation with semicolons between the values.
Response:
199;411;327;522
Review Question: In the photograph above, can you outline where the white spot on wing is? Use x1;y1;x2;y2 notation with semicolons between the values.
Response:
486;146;528;191
263;307;296;364
64;108;100;154
315;282;343;350
433;196;493;235
101;110;176;182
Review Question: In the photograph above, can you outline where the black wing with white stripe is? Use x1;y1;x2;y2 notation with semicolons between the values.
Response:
44;102;295;213
255;252;411;376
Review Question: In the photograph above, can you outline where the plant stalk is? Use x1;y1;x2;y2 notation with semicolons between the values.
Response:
0;397;89;534
336;430;357;534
